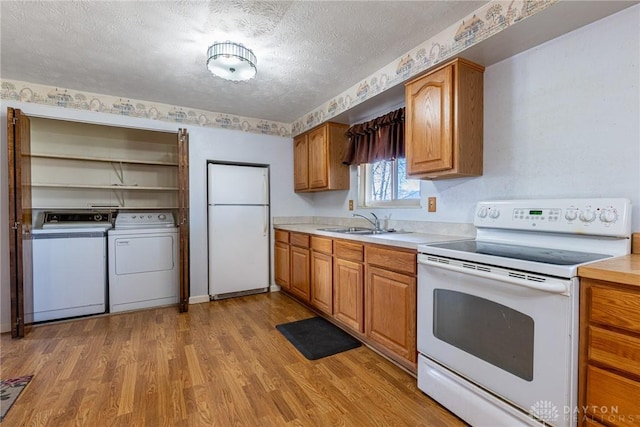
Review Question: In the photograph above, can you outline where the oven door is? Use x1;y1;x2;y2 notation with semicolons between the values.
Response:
417;254;578;426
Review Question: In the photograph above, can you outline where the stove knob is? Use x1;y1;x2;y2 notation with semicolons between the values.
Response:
599;209;618;223
158;214;166;220
564;210;578;221
579;209;596;223
489;208;500;219
93;214;103;221
477;207;488;218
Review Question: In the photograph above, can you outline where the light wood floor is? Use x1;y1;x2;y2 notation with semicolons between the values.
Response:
1;292;464;426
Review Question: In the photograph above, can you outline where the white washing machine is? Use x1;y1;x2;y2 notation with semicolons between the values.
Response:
108;212;179;313
29;211;113;322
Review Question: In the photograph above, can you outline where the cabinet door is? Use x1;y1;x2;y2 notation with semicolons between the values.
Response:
334;258;364;332
307;127;329;189
290;246;310;302
405;64;453;175
365;266;416;363
274;242;290;289
311;251;333;315
293;134;309;191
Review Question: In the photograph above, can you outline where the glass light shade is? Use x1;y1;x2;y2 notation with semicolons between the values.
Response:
207;41;257;82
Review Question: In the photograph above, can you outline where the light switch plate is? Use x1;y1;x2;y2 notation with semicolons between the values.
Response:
349;200;354;211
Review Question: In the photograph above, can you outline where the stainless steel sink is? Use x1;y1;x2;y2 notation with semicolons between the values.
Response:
317;227;405;235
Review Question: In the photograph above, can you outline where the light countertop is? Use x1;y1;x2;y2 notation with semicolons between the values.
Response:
578;254;640;287
274;223;470;250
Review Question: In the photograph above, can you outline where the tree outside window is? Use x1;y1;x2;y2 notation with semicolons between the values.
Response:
361;157;420;207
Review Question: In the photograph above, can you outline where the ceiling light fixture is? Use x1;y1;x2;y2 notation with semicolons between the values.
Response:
207;41;257;82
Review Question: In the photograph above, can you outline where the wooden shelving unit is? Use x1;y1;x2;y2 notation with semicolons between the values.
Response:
29;117;179;210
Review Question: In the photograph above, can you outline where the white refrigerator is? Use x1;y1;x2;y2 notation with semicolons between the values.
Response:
208;163;270;299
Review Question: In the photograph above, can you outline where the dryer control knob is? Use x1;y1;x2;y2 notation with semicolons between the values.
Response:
489;209;500;219
158;214;166;220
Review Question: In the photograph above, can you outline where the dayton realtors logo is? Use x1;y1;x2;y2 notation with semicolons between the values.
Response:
530;400;560;423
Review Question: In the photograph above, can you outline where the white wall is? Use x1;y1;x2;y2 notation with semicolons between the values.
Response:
0;102;310;332
312;5;640;230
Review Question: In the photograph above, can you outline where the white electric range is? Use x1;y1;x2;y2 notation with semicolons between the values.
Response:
416;198;632;427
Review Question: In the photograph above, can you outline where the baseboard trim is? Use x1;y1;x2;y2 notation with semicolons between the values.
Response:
188;295;210;305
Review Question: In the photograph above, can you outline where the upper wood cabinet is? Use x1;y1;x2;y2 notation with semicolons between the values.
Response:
293;122;350;192
405;57;484;180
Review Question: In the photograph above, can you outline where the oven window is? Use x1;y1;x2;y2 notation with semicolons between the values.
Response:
433;290;534;381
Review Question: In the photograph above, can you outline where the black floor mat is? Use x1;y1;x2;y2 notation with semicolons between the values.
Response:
276;316;361;360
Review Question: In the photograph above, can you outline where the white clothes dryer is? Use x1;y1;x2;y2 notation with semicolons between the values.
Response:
108;212;179;313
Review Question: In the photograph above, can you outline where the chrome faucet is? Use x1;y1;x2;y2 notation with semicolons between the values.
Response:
353;212;381;231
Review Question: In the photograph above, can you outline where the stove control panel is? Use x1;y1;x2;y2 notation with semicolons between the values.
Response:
474;198;632;237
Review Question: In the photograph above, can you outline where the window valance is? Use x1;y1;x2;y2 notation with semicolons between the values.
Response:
342;107;405;166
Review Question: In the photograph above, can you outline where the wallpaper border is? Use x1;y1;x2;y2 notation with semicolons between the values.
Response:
1;79;291;137
291;0;558;135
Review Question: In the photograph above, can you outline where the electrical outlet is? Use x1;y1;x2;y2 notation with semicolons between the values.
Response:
348;200;354;211
428;197;437;212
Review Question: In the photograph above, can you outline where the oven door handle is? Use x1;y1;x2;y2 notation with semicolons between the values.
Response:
418;256;570;295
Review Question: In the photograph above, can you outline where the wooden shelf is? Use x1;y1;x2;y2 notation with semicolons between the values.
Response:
30;153;178;166
32;183;179;191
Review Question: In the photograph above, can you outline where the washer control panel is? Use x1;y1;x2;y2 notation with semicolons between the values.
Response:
474;198;631;237
114;212;176;229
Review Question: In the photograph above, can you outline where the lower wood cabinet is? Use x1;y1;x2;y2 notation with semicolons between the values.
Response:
274;229;418;373
289;233;311;302
365;265;416;364
310;236;333;315
333;240;365;332
274;230;290;289
365;244;417;369
579;278;640;427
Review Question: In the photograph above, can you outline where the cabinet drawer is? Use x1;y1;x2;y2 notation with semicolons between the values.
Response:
290;232;310;248
311;236;333;254
335;240;364;263
590;286;640;334
366;245;416;275
586;365;640;426
275;229;289;243
589;326;640;377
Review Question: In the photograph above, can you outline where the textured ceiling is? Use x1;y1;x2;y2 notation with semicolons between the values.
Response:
1;1;487;123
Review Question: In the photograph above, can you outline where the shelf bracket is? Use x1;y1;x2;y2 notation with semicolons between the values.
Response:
112;189;125;207
111;161;124;184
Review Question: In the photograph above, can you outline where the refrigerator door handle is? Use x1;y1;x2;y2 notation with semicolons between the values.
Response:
263;206;268;237
262;171;268;203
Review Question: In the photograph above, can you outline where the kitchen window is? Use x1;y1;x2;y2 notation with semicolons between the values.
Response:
358;157;421;208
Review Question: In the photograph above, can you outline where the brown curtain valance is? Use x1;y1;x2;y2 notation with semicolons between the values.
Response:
342;107;405;166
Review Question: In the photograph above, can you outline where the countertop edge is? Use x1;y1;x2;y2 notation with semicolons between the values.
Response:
274;224;470;250
578;254;640;287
